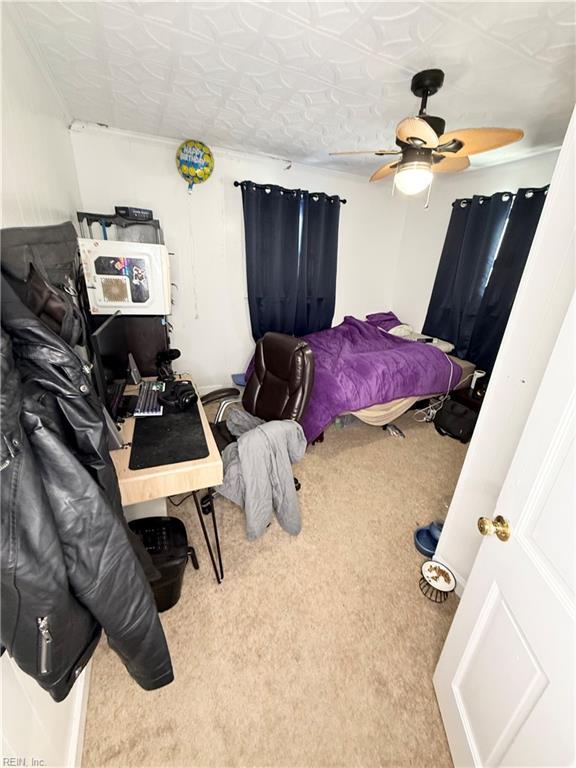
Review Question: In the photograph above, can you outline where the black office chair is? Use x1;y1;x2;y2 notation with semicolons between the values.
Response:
193;332;315;583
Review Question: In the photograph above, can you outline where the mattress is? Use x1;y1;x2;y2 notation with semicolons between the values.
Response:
350;356;475;426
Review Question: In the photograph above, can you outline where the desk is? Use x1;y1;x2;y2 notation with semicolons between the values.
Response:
111;377;222;507
111;376;225;582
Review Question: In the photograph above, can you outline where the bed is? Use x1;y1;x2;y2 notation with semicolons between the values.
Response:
299;313;475;442
349;355;475;426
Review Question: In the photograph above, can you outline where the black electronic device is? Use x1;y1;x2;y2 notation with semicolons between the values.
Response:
156;348;181;381
134;381;164;417
77;210;163;244
90;311;131;418
158;380;198;413
128;352;142;385
88;315;170;376
114;206;154;222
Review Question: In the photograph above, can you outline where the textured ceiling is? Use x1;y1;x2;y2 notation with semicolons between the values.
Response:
11;1;576;174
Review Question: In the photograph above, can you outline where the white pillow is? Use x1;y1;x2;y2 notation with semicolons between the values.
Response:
388;323;414;338
387;324;455;353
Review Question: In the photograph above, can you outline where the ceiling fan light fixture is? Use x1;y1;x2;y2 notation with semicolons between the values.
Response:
332;69;523;197
394;161;433;196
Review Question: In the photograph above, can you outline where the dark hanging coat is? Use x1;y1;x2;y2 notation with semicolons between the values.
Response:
0;278;173;701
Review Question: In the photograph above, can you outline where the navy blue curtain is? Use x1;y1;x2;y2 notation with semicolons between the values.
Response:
241;181;340;340
241;181;305;340
468;186;548;374
295;192;341;336
422;192;513;359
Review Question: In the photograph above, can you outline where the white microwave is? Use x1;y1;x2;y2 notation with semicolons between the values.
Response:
78;238;171;316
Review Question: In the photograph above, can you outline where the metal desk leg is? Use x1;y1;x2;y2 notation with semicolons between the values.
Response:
203;490;223;581
193;490;223;584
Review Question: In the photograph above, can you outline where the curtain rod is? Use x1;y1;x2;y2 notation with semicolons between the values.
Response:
233;180;346;204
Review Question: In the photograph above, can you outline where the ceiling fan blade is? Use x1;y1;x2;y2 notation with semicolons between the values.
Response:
329;150;401;157
369;162;399;182
436;128;524;157
396;116;438;148
432;155;470;173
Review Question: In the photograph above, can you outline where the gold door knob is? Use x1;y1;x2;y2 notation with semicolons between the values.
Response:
477;515;511;542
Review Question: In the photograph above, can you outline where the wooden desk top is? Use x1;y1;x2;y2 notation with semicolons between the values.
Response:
111;377;223;507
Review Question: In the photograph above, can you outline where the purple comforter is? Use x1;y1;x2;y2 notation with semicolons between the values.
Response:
301;316;461;442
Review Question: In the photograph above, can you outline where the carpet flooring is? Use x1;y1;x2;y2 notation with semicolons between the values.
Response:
82;412;467;768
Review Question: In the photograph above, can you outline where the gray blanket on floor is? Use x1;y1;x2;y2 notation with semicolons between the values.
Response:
216;409;307;540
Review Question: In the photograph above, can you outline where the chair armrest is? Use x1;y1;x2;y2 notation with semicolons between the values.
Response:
200;388;240;406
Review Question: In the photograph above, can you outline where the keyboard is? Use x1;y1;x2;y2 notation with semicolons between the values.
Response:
134;380;165;417
109;380;127;419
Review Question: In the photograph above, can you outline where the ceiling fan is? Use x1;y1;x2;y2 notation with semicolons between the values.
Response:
330;69;524;197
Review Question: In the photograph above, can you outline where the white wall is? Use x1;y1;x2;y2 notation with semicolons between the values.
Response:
435;110;575;590
391;150;560;332
1;9;88;768
1;11;80;228
70;124;408;387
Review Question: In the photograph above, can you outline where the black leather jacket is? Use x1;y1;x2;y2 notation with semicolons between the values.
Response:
0;278;173;701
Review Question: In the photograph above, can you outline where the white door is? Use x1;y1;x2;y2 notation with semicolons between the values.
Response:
434;294;575;768
1;654;90;767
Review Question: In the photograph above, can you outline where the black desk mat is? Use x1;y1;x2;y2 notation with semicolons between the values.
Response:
129;404;209;470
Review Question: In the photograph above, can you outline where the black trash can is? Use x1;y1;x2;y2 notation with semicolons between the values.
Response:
129;516;198;613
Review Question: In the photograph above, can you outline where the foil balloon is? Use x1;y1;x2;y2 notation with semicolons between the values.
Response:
176;140;214;191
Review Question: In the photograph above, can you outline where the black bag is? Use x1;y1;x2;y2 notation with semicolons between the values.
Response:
434;399;477;443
